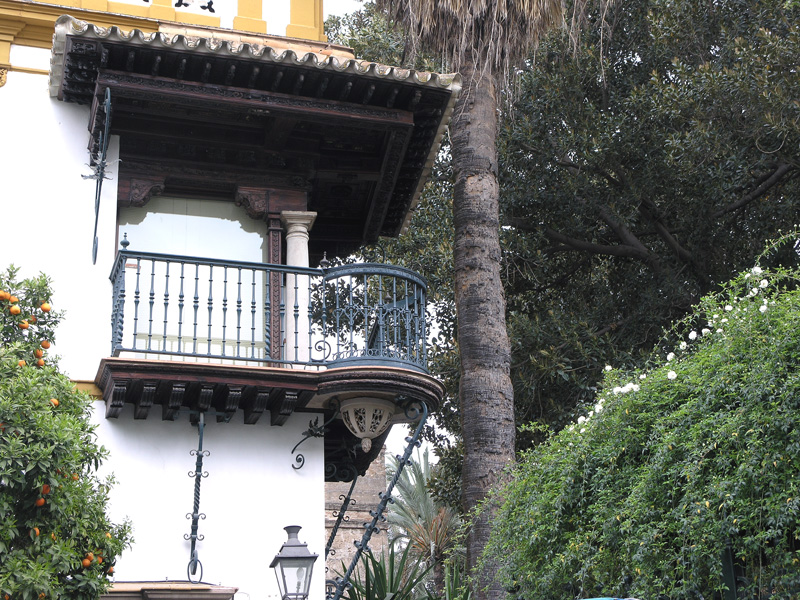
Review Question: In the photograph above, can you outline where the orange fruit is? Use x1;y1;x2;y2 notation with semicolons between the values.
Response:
34;349;43;358
49;398;58;407
105;532;112;539
71;473;79;481
0;290;9;300
34;497;45;507
18;360;26;367
18;320;29;329
9;305;21;315
40;302;51;312
86;552;94;561
51;532;56;541
29;315;37;323
108;566;114;575
38;594;45;600
41;340;51;349
82;558;91;568
9;296;18;303
42;484;51;495
36;359;45;367
32;527;40;536
97;556;103;564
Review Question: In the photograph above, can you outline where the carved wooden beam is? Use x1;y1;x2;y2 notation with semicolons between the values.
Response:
163;382;187;421
104;378;129;418
243;386;270;424
96;71;414;127
134;380;158;419
269;388;297;426
219;385;243;422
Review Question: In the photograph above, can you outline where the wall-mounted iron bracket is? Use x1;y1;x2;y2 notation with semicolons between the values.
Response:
185;411;209;582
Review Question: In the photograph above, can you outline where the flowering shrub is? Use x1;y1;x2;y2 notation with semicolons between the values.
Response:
0;267;132;600
485;243;800;599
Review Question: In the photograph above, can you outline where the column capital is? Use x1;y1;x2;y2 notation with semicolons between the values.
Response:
280;210;317;236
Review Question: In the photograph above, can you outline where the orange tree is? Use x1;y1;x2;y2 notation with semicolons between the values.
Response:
0;266;132;600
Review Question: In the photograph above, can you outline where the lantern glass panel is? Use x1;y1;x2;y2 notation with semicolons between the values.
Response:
275;557;315;600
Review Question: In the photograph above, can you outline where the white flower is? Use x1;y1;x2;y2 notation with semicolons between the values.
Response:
595;403;604;413
604;364;613;372
588;410;594;418
632;384;640;392
748;287;759;297
759;279;768;288
667;371;677;380
702;328;711;336
613;386;622;395
721;318;728;323
640;374;647;380
745;273;751;279
725;305;733;311
667;352;675;361
752;266;763;275
577;416;586;424
716;328;723;333
759;305;767;313
689;331;698;340
580;428;586;433
679;341;687;350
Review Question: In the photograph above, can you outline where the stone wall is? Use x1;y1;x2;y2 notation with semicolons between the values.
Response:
325;446;390;576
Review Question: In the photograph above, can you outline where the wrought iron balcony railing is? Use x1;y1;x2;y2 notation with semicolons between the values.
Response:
109;249;429;372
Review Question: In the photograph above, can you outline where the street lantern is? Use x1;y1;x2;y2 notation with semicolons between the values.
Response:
270;526;318;600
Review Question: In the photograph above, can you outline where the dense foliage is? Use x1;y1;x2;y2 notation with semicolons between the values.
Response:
0;267;131;600
501;0;800;440
329;0;800;512
341;542;434;600
486;242;800;599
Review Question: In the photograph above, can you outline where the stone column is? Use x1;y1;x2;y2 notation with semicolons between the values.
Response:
281;211;316;364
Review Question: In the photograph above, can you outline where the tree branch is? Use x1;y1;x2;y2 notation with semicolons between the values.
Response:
711;163;795;219
597;206;651;256
544;228;651;261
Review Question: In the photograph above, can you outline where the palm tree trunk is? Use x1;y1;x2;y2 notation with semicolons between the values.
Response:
451;60;515;600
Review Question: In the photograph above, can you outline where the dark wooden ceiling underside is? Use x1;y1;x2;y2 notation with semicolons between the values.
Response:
58;35;453;259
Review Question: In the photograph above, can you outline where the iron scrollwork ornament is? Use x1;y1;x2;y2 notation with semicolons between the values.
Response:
185;411;210;582
291;400;340;470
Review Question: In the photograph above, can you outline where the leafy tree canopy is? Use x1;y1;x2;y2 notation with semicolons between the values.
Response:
327;0;800;507
485;237;800;599
501;0;800;441
0;267;132;600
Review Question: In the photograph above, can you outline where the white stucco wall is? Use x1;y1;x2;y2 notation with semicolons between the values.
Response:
0;68;120;381
0;69;328;600
92;405;325;600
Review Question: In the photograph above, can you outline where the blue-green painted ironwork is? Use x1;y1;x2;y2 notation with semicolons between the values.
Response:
327;400;428;600
82;87;112;265
185;411;209;583
291;403;340;470
325;476;358;559
109;243;429;372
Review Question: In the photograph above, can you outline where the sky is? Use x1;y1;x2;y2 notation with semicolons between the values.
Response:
323;0;364;19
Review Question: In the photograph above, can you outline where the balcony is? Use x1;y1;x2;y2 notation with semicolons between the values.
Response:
95;248;444;480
